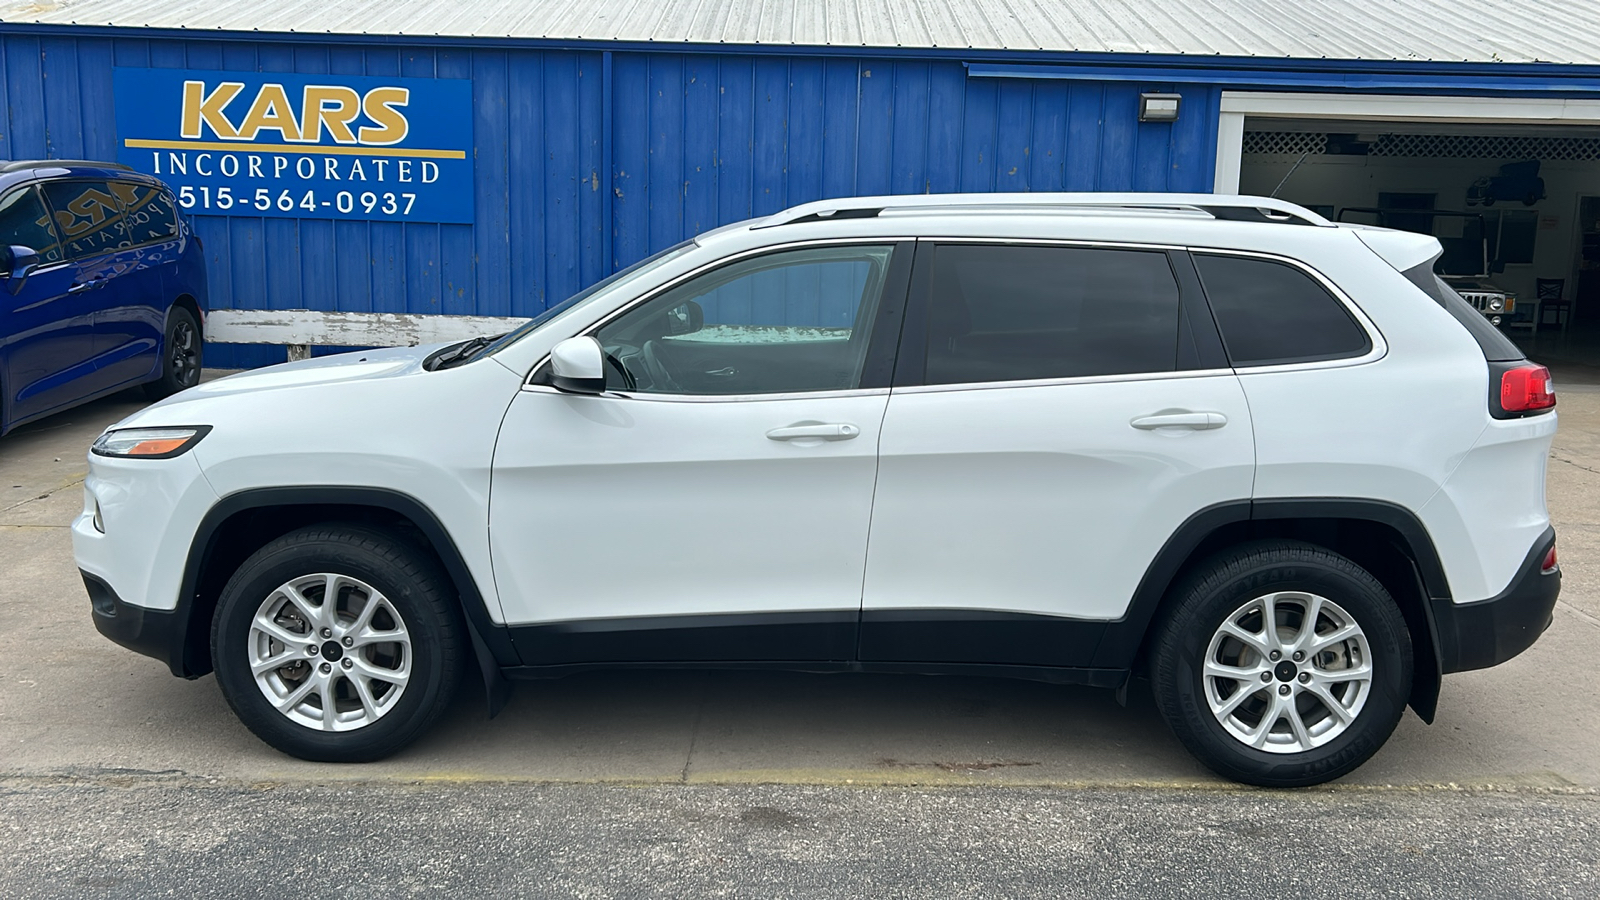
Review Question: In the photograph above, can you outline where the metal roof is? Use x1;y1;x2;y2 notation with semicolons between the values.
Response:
2;0;1599;65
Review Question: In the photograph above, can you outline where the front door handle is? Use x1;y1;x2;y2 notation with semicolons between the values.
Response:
68;276;107;294
766;423;861;441
1130;411;1228;430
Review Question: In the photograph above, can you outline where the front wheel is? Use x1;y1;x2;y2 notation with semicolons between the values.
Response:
144;306;202;400
1150;541;1412;787
211;525;466;762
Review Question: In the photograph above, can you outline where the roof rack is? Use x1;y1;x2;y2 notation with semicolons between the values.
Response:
753;193;1330;229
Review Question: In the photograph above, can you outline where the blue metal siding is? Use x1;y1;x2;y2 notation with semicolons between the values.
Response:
0;31;1218;366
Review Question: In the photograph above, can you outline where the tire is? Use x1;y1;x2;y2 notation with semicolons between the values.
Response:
210;524;466;762
1150;540;1412;787
143;305;202;401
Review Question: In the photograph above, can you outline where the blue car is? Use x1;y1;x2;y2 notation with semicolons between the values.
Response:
0;160;206;436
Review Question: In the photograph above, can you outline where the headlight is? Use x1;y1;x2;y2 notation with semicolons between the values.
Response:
1488;297;1505;312
91;426;211;459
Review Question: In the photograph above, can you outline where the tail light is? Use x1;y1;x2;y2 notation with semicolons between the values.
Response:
1542;543;1558;574
1489;361;1555;418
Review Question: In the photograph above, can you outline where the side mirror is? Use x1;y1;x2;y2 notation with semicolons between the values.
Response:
665;299;704;336
549;336;607;395
5;245;39;295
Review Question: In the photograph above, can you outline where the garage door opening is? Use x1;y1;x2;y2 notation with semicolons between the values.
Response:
1216;93;1600;376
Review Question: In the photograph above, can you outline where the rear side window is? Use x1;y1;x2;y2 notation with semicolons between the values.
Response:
1194;253;1371;367
110;181;180;245
40;180;132;260
923;244;1181;385
0;187;64;265
1402;263;1523;362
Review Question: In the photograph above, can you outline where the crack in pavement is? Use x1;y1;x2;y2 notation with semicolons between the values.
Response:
1;478;84;515
1550;452;1600;476
1558;599;1600;629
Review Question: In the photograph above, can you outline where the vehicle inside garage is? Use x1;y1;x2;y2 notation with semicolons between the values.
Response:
1240;122;1600;368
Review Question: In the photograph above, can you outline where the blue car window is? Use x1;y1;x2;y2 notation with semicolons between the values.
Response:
0;186;64;265
109;181;180;245
41;180;133;261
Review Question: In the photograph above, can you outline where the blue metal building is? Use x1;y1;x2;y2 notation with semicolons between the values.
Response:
2;0;1599;366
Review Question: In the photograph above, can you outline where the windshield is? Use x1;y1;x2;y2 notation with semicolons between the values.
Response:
486;240;696;355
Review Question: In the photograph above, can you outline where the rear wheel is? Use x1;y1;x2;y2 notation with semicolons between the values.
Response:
1151;541;1412;787
143;306;202;400
211;525;466;762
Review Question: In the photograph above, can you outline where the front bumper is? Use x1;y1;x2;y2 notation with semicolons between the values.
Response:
1433;527;1560;674
83;570;193;677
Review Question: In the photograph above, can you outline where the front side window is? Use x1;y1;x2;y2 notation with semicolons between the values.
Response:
922;243;1181;385
489;241;695;357
595;244;895;395
1193;253;1372;367
0;186;64;266
109;181;180;245
40;181;132;261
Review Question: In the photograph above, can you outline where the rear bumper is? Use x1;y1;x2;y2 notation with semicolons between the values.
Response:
1433;527;1560;674
83;570;192;678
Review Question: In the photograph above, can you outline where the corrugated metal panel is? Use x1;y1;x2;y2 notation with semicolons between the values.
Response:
0;31;1212;364
4;0;1600;65
607;54;1216;269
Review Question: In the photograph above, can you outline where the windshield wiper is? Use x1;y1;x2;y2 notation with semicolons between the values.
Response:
426;334;502;371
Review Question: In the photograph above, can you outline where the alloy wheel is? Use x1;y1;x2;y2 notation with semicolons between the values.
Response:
171;319;200;386
1201;591;1373;754
247;572;412;732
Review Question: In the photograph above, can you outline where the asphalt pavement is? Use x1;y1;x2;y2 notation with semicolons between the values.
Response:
3;372;1599;896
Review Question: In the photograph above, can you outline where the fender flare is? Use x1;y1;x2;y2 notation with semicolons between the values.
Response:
1091;498;1449;720
177;486;516;711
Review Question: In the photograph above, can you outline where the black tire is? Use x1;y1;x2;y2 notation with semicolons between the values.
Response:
211;524;466;762
1150;541;1412;787
143;305;202;401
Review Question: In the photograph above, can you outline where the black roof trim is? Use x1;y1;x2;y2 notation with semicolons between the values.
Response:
1200;205;1319;226
781;207;886;225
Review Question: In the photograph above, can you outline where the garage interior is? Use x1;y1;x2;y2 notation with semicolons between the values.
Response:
1239;121;1600;373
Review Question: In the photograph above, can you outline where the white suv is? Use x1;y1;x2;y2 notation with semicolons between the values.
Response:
73;194;1560;787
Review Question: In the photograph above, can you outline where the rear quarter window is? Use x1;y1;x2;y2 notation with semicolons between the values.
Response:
1193;253;1372;367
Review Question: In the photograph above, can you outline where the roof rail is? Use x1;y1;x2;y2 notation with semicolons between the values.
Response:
0;159;135;173
753;193;1330;229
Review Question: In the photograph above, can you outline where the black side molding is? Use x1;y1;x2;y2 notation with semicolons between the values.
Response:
511;610;858;665
500;658;1126;690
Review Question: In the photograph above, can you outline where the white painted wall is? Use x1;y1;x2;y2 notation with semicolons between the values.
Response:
1240;150;1598;312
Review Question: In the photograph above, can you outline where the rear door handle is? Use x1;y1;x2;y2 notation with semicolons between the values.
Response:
766;423;860;441
1130;412;1228;430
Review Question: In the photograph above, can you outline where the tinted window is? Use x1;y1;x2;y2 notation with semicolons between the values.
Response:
0;187;64;265
1402;263;1523;363
922;244;1180;385
41;181;132;260
109;181;180;245
595;245;895;395
1194;254;1371;366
